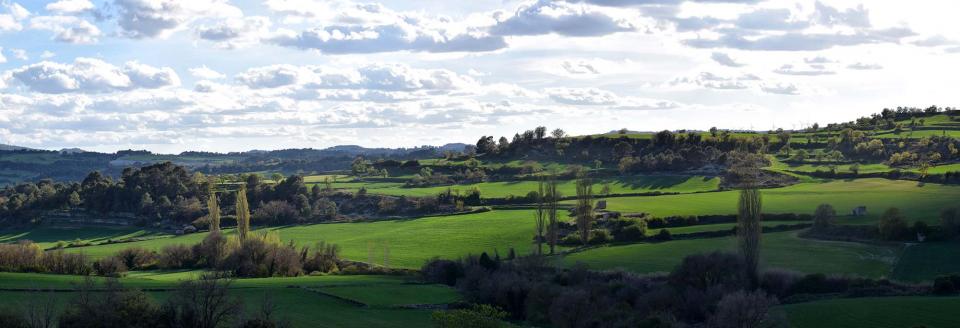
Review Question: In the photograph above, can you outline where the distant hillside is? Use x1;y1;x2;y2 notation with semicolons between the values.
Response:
0;144;32;151
0;143;471;185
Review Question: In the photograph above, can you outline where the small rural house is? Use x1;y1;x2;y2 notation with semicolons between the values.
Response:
851;206;868;216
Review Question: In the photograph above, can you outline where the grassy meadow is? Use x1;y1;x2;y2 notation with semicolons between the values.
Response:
562;231;900;278
0;272;454;328
783;296;960;328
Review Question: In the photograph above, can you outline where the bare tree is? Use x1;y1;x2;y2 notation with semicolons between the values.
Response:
163;274;243;328
21;289;57;328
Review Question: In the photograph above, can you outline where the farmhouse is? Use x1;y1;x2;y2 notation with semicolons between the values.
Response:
851;206;868;216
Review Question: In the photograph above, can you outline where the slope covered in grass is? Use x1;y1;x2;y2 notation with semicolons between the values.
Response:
594;179;960;224
783;296;960;328
562;231;900;278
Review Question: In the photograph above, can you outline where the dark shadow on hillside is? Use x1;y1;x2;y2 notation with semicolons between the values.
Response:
604;175;706;190
0;228;163;245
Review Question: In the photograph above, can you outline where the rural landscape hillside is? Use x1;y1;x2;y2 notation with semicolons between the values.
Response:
2;0;960;327
3;106;960;327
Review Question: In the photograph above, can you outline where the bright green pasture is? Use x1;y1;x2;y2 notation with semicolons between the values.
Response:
0;227;160;249
562;231;900;278
769;158;894;174
592;179;960;224
891;241;960;282
310;175;720;199
59;209;542;268
783;296;960;328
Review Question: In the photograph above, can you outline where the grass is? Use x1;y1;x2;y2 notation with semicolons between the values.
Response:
647;221;786;235
562;231;900;278
308;175;720;199
891;241;960;282
783;296;960;328
56;209;544;268
592;178;960;224
0;272;453;328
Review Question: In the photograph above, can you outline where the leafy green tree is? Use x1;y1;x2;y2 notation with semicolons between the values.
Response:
940;208;960;238
879;208;909;240
812;204;835;231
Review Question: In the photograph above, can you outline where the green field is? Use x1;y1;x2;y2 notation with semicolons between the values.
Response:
562;231;900;278
0;272;454;328
309;174;720;199
891;241;960;282
592;178;960;224
48;209;542;268
783;296;960;328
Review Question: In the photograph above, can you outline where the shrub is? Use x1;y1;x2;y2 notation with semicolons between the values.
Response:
933;274;960;295
812;204;836;230
709;290;781;328
432;304;507;328
94;256;127;277
588;229;612;244
422;258;464;286
40;250;92;275
560;234;582;245
669;252;746;292
303;241;341;274
617;223;647;242
878;208;910;240
252;200;300;225
654;229;672;241
158;244;196;269
58;280;159;327
114;247;156;270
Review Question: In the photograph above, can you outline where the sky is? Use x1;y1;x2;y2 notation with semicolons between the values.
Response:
0;0;958;153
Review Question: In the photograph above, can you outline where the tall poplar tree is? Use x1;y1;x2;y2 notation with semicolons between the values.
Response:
207;188;220;233
236;185;251;241
738;188;762;288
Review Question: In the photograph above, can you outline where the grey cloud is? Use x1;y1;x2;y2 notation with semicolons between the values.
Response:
761;83;800;95
490;0;635;37
813;1;870;28
710;52;744;67
734;8;808;31
7;58;180;94
685;27;915;51
267;25;506;54
847;62;882;70
773;64;834;76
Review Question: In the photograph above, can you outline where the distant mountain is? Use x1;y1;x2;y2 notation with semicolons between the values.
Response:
59;148;87;154
0;144;32;151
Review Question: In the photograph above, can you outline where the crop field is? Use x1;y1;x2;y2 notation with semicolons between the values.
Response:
51;209;544;268
783;296;960;328
562;231;900;278
312;174;720;198
590;178;960;224
0;272;454;328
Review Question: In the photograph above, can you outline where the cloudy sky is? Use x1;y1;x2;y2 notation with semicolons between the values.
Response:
0;0;958;153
